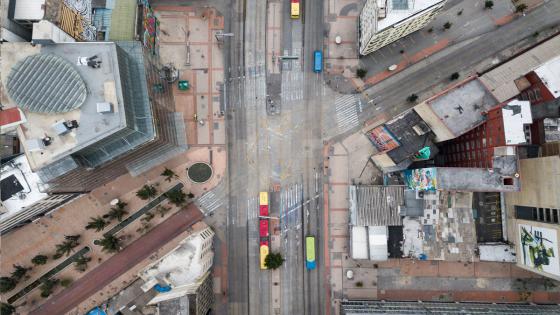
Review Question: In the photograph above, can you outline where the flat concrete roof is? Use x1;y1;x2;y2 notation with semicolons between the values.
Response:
1;42;127;170
426;78;497;138
377;0;445;32
534;54;560;98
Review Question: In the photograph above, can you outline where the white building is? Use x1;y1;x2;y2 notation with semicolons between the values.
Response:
139;226;215;305
0;154;78;234
359;0;446;55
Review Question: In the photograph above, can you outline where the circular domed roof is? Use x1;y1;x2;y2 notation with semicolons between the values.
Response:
6;53;87;114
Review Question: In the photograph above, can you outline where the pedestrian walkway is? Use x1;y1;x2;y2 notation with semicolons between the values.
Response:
29;204;204;315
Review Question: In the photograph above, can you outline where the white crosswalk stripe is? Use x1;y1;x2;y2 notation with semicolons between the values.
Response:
195;180;226;215
335;94;360;134
247;196;259;220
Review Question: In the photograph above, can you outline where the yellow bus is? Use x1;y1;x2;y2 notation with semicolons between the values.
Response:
260;243;269;269
305;236;316;270
259;191;268;206
291;0;300;19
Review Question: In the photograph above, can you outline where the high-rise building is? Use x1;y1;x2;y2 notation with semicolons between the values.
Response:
504;152;560;281
1;41;187;193
359;0;446;55
139;226;215;306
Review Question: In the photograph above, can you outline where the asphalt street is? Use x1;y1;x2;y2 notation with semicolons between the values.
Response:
324;0;560;142
217;0;560;314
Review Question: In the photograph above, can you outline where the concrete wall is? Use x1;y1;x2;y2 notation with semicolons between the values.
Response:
505;156;560;280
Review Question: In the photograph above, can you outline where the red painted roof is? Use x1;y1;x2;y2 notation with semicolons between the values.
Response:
0;108;22;126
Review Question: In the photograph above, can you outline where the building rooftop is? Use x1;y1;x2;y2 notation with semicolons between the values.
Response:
502;99;532;145
2;42;127;170
534;55;560;98
0;154;47;220
377;0;445;32
367;109;438;171
140;228;214;289
479;34;560;102
425;78;498;138
2;42;155;180
349;185;404;226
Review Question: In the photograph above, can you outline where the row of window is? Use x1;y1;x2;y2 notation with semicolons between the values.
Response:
516;205;560;224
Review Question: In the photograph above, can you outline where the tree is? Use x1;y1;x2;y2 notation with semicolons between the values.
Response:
85;216;109;232
39;278;59;298
165;189;187;206
484;0;494;9
32;254;49;266
161;168;178;182
136;184;158;200
264;252;285;270
74;254;92;272
450;72;460;80
11;265;31;281
515;4;527;13
0;277;16;293
156;205;171;218
60;278;73;288
407;94;418;103
141;212;155;223
0;303;15;315
104;207;128;222
187;192;195;199
99;235;121;253
356;68;367;79
55;238;80;257
64;235;81;248
443;21;452;30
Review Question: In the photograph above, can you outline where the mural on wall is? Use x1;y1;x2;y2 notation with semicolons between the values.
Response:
404;168;437;191
519;224;560;276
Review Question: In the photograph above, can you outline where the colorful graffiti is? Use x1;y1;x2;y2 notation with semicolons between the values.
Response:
404;168;437;191
366;125;401;152
141;0;159;55
519;224;559;276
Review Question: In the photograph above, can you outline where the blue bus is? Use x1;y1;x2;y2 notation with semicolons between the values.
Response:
313;50;322;73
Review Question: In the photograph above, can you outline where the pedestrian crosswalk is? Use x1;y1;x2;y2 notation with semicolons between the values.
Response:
195;180;227;215
281;70;304;102
334;94;360;134
279;182;303;233
247;196;259;220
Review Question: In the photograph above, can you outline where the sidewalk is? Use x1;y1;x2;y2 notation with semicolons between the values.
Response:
324;0;535;94
155;6;226;146
29;204;204;315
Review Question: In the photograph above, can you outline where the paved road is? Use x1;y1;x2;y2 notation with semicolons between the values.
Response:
29;204;204;315
324;0;560;141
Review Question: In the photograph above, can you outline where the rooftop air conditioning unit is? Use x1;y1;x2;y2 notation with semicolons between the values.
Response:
97;102;113;114
412;121;431;136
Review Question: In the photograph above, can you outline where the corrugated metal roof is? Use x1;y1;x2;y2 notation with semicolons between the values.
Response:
349;185;405;226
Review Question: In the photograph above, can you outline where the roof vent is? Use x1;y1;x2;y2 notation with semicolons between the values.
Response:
51;121;70;135
412;121;431;136
97;102;113;114
26;138;45;152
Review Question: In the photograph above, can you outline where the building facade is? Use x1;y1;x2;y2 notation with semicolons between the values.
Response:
359;0;446;55
505;153;560;281
1;41;187;193
0;154;79;234
139;226;215;305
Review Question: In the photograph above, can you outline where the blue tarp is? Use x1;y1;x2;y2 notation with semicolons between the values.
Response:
154;284;172;292
86;307;106;315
